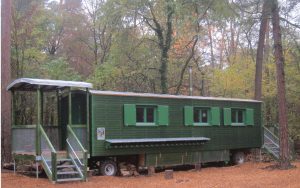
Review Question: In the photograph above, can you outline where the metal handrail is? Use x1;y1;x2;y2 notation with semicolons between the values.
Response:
41;155;52;175
66;139;84;166
66;125;87;181
39;124;57;182
40;125;56;152
67;125;87;152
66;139;84;178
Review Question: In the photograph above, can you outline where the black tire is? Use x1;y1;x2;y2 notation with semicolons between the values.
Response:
232;151;245;165
100;160;117;176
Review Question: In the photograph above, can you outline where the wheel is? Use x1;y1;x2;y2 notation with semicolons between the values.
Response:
232;151;245;165
100;160;117;176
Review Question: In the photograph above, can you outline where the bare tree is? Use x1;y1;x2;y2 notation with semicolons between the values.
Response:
271;0;291;169
1;0;12;164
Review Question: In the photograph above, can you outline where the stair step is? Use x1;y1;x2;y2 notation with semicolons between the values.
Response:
57;165;76;168
57;171;79;175
267;147;278;149
45;158;72;164
57;158;72;162
56;178;83;183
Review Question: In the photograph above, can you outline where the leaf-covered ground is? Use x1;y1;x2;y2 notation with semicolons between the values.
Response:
2;162;300;188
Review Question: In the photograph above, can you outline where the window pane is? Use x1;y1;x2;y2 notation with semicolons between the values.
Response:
201;109;208;123
146;108;154;122
136;107;144;122
194;109;200;122
238;110;243;123
231;110;236;123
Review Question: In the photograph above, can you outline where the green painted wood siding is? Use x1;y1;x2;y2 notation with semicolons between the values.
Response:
90;94;262;157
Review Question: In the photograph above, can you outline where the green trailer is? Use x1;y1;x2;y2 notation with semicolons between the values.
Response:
7;78;263;182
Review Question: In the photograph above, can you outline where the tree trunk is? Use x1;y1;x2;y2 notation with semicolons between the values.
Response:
1;0;12;164
254;0;270;100
271;0;291;169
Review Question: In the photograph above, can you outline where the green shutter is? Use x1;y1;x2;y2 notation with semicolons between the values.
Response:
246;108;254;125
124;104;136;126
223;108;231;126
158;105;169;126
211;107;220;126
184;106;193;126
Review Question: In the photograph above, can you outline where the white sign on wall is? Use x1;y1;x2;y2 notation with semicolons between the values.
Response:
97;128;105;140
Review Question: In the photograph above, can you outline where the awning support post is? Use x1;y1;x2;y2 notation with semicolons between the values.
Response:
86;88;90;154
68;89;72;127
36;87;42;155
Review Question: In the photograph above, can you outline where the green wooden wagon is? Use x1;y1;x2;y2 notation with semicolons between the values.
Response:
7;78;263;183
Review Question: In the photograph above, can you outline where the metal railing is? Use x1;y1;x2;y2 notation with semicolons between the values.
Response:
70;124;87;148
39;124;57;182
66;125;87;181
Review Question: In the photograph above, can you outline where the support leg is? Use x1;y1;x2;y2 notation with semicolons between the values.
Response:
13;159;16;174
36;162;39;179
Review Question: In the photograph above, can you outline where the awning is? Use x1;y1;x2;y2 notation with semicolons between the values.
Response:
7;78;93;91
105;137;210;149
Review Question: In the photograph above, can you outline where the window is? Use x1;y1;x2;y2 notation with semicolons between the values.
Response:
184;106;220;126
231;109;245;124
124;104;169;126
136;106;156;124
223;108;254;126
193;108;209;124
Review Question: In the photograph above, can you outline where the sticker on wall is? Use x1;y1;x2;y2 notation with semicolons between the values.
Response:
97;128;105;140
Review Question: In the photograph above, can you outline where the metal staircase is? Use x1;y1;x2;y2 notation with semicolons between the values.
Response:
263;126;295;160
46;157;83;182
39;125;88;183
263;127;280;159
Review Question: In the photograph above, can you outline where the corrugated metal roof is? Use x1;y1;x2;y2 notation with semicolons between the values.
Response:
7;78;93;91
90;90;262;103
105;137;210;144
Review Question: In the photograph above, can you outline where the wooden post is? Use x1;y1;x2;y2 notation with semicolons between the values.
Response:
11;91;15;155
86;88;89;152
68;90;72;127
83;151;88;181
41;91;44;126
51;152;57;182
56;90;62;149
164;169;173;179
11;90;15;126
36;88;41;155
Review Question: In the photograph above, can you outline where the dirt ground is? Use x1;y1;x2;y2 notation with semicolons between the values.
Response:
2;162;300;188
